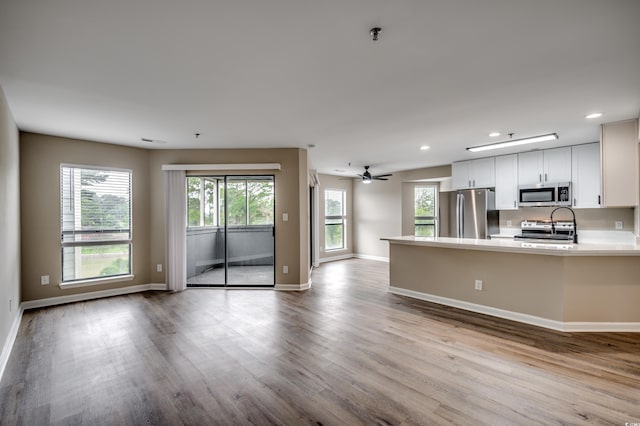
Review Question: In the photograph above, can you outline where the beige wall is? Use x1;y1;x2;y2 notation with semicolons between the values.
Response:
353;164;451;259
389;243;640;323
0;85;21;353
147;148;309;286
20;133;151;301
353;174;402;259
318;174;353;260
19;133;310;301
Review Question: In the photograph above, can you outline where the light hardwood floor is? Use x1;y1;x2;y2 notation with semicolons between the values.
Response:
1;258;639;425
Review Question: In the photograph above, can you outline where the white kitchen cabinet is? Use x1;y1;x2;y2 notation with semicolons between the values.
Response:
571;143;600;208
494;154;518;210
600;119;639;207
451;161;472;189
518;147;571;185
544;147;572;182
451;158;495;189
517;151;544;185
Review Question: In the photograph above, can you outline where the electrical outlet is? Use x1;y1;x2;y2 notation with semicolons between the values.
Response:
283;265;289;274
474;279;483;291
156;264;163;272
615;221;623;230
282;213;289;222
41;275;50;285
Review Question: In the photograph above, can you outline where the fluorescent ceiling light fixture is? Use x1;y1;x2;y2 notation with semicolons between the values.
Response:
467;133;558;152
585;112;603;119
420;145;430;151
489;132;501;137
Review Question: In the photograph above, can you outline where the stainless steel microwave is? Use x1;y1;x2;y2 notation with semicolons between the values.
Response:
518;182;571;207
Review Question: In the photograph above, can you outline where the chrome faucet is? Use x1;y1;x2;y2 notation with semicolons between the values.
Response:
550;206;578;243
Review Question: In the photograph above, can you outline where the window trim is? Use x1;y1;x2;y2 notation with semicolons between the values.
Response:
324;188;347;251
60;164;133;284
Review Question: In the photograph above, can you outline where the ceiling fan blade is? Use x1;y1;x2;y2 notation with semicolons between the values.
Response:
373;177;389;180
373;174;393;178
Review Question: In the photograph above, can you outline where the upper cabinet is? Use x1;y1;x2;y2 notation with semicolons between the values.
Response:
600;119;639;207
452;157;495;189
494;154;518;210
518;147;572;185
571;143;600;209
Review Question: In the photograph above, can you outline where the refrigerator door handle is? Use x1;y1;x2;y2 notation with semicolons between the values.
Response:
458;193;464;237
455;194;461;237
460;194;464;236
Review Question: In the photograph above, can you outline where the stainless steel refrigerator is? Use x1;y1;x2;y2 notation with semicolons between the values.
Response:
439;189;499;239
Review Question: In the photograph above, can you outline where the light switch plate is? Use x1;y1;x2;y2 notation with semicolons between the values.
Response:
41;275;50;285
283;213;289;222
156;264;163;272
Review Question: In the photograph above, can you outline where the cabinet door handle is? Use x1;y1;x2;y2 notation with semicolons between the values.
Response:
598;195;601;205
544;173;548;182
513;200;516;208
473;180;476;187
539;174;542;182
573;198;576;207
468;180;471;187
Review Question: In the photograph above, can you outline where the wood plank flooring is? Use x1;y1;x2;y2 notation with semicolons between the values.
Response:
1;258;639;425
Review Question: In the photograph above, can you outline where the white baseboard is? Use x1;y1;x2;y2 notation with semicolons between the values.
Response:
275;282;311;291
318;253;390;264
389;286;640;333
21;283;168;310
0;306;24;384
319;253;354;263
354;253;389;262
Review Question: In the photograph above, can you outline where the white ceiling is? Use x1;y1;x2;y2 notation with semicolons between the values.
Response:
1;0;639;176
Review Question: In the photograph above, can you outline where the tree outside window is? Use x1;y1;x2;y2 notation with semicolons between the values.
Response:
187;177;274;227
414;185;437;237
325;189;346;250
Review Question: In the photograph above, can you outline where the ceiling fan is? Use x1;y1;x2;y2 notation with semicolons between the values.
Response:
358;166;392;184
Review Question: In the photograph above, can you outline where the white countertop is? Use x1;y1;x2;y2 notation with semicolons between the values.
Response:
381;235;640;256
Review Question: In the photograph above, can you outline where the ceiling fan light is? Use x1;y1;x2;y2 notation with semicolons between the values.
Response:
467;133;558;152
362;179;372;184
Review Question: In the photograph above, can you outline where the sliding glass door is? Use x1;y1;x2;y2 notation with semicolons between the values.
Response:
186;175;275;287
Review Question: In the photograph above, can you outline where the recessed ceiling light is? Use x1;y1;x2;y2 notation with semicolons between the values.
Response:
420;145;430;151
489;132;501;137
585;112;603;119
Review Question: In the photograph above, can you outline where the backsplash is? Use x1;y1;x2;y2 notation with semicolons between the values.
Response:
499;207;635;231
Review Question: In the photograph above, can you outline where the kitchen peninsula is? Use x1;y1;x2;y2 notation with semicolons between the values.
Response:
382;236;640;332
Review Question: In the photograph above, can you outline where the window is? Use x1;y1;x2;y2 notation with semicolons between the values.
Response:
325;189;346;250
188;177;220;227
187;176;274;227
61;166;132;282
414;184;437;237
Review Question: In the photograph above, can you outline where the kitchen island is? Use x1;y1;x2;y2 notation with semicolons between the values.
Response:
382;236;640;332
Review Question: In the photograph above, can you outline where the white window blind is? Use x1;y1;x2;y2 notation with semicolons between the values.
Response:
60;165;132;282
